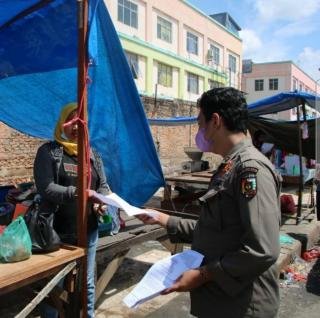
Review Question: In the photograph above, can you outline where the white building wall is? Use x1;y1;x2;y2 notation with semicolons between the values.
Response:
245;76;287;103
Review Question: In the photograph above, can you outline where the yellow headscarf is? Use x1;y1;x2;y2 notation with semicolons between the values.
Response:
54;103;78;156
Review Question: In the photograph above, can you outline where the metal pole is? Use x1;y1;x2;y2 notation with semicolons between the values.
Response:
316;78;320;220
296;104;303;224
77;0;88;316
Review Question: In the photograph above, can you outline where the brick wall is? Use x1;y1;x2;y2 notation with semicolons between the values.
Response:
0;97;221;185
0;123;43;185
141;96;221;174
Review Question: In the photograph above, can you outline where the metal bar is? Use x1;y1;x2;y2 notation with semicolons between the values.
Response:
15;261;77;318
296;104;303;224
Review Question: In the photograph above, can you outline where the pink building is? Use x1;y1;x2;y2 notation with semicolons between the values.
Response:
241;60;318;120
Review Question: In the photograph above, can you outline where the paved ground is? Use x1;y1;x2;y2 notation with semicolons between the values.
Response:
96;239;320;318
1;189;319;317
95;241;193;318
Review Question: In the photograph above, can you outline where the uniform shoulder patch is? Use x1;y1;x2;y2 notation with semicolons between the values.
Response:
240;167;258;199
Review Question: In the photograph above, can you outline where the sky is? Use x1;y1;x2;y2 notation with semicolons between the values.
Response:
187;0;320;81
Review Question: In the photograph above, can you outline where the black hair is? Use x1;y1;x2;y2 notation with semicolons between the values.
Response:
198;87;248;133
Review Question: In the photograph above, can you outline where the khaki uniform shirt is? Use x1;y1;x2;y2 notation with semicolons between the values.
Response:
166;138;281;318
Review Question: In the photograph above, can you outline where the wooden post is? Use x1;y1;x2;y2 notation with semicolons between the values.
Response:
77;0;89;316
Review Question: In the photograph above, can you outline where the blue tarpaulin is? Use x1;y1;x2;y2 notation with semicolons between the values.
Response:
148;91;319;126
0;0;165;206
247;91;319;116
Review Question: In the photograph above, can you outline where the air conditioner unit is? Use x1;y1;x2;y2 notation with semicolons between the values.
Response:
207;49;213;62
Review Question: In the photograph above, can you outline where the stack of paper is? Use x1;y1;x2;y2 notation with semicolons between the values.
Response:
123;249;204;308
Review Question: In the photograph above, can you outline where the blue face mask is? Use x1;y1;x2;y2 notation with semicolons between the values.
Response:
195;128;213;152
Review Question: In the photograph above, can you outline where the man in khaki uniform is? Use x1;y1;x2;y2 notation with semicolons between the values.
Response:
140;87;281;318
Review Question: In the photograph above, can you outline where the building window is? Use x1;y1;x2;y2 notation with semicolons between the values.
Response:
157;16;172;43
293;78;297;90
209;80;223;89
118;0;138;29
158;63;172;87
228;54;236;73
208;45;220;65
255;79;264;91
187;32;198;55
269;78;278;90
125;51;139;79
187;73;199;94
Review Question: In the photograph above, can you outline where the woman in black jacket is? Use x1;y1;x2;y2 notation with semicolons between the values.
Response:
34;103;110;318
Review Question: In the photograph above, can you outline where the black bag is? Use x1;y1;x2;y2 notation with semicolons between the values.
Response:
24;196;60;253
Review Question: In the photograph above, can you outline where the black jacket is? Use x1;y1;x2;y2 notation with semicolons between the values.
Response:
33;141;110;243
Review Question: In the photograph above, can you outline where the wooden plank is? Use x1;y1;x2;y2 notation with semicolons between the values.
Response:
15;261;77;318
95;250;129;302
96;227;167;261
165;175;210;185
0;245;85;295
191;171;214;178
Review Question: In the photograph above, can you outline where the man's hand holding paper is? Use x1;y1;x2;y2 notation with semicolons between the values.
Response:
161;267;213;294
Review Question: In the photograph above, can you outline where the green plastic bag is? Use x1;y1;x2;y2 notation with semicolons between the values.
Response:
0;216;32;262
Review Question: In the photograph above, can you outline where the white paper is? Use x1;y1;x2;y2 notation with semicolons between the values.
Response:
92;192;157;217
123;250;204;309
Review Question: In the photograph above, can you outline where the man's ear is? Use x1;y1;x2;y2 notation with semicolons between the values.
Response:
211;113;221;128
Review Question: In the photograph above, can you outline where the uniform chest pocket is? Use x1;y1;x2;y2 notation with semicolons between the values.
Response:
199;189;223;232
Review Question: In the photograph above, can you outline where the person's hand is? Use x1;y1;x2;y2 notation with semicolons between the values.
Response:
87;189;105;204
93;203;107;217
136;210;170;227
161;268;212;294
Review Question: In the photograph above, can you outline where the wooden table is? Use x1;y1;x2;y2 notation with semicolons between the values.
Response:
0;218;178;314
161;171;212;214
0;245;85;317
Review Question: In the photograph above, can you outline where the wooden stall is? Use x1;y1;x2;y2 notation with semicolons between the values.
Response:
0;245;85;317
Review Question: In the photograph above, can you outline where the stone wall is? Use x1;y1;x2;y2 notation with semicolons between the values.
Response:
0;96;221;185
